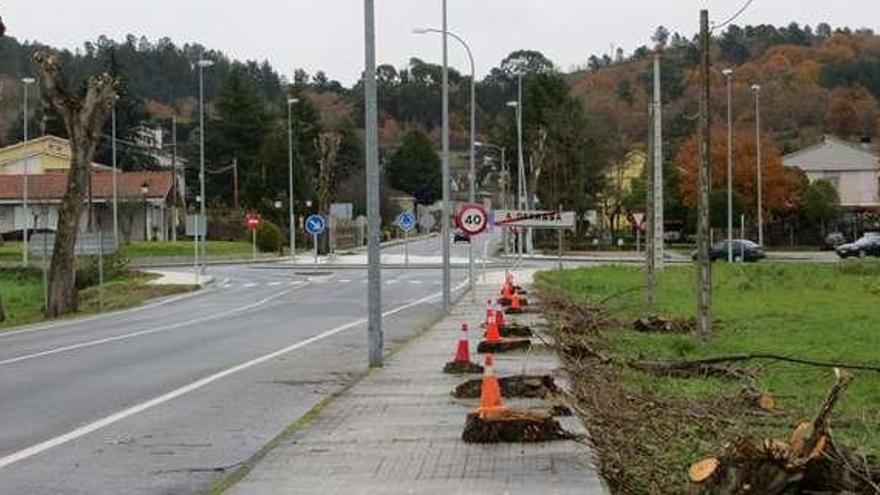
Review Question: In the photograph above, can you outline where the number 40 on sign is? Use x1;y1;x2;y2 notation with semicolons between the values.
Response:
456;204;487;236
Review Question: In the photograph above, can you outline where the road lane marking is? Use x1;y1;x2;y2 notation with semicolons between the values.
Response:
408;280;423;285
0;284;307;367
0;289;212;340
268;282;282;287
339;279;352;283
242;283;258;288
0;281;466;470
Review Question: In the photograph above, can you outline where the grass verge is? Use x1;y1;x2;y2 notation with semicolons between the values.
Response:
0;269;194;330
121;241;254;259
536;261;880;493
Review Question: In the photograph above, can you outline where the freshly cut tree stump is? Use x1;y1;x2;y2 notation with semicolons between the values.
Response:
462;410;570;443
443;360;484;374
499;324;533;337
477;339;531;353
453;375;558;399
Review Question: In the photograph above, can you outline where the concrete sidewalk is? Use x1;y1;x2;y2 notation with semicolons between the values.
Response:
228;270;607;495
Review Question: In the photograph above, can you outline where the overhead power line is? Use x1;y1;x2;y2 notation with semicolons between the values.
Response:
712;0;757;32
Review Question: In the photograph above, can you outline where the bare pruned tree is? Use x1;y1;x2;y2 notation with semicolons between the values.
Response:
34;51;118;316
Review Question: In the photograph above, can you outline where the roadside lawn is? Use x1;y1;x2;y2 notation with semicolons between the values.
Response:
537;261;880;493
0;241;22;263
0;269;194;330
120;240;254;259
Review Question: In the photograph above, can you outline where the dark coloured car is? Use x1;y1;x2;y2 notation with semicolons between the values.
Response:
835;236;880;258
692;239;765;262
453;231;471;244
822;232;847;251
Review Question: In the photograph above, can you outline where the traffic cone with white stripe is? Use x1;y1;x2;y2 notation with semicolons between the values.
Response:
476;355;507;418
444;323;483;374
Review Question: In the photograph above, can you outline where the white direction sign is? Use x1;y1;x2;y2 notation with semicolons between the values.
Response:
493;210;576;229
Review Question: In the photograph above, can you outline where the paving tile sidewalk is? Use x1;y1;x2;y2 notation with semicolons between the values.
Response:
229;270;607;495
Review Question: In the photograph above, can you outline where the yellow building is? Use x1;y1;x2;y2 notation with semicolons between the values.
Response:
0;135;113;174
597;149;646;232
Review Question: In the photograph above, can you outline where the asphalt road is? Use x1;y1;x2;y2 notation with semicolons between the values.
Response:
0;234;491;494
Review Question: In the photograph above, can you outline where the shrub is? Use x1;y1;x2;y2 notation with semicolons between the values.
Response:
256;221;283;253
75;253;130;289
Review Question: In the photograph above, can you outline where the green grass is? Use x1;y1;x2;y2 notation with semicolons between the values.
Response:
120;240;254;259
0;242;23;262
538;261;880;481
0;269;193;330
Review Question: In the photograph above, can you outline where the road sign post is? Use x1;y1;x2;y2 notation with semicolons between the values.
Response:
627;212;646;253
456;204;487;302
395;211;416;266
305;214;327;271
245;212;262;261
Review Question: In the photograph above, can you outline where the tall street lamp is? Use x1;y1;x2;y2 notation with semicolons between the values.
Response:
287;97;300;261
476;141;508;252
21;76;35;267
111;97;119;247
507;88;525;258
438;0;451;311
413;26;476;300
722;68;734;262
752;84;764;246
197;59;214;273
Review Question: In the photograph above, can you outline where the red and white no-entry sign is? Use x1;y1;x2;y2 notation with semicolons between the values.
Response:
456;204;488;236
245;212;262;231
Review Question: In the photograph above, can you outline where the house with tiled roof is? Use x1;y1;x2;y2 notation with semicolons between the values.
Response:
0;136;174;242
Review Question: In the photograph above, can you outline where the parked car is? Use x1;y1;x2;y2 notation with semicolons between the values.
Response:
453;231;471;244
835;236;880;258
822;232;847;251
691;239;765;262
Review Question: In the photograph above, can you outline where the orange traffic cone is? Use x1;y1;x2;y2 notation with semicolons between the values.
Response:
484;300;494;328
454;323;471;363
494;308;506;329
476;355;507;418
485;319;502;343
506;293;524;314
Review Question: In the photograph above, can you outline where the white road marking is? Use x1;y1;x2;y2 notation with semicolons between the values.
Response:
0;286;305;367
0;281;466;470
408;280;423;285
386;280;399;285
0;289;210;340
339;279;352;283
242;283;258;288
268;282;282;287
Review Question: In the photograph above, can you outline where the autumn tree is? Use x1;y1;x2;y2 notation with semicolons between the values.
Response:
827;96;859;137
34;51;118;316
677;124;800;221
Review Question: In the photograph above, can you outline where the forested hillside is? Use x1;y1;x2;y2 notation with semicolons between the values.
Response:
2;21;879;237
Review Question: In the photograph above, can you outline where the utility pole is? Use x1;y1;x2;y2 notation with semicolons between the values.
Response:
697;9;713;342
364;0;383;367
287;97;299;261
21;77;35;267
752;84;764;246
112;105;118;247
232;158;239;211
440;0;451;311
645;100;655;307
197;59;214;274
171;115;178;242
652;54;665;271
723;68;734;262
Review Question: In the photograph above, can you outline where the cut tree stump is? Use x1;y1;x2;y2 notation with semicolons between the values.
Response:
477;339;531;353
462;410;570;443
453;374;558;399
500;324;533;337
443;360;484;374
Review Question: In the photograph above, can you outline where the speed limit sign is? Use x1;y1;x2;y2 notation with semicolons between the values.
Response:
456;203;488;236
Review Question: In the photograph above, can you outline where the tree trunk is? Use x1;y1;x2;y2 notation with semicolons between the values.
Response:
34;51;117;317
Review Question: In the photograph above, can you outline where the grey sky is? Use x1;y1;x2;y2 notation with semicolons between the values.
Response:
6;1;880;84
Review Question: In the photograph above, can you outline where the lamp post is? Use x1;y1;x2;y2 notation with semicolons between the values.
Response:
476;141;508;252
752;84;763;247
722;68;734;262
507;91;525;259
21;76;36;267
438;0;451;311
111;99;119;247
197;59;214;273
287;97;300;261
141;183;149;241
414;26;476;300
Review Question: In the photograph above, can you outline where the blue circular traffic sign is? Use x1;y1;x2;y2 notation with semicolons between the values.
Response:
395;211;416;233
304;214;326;236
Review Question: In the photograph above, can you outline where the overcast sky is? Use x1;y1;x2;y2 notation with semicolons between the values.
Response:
6;1;880;84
